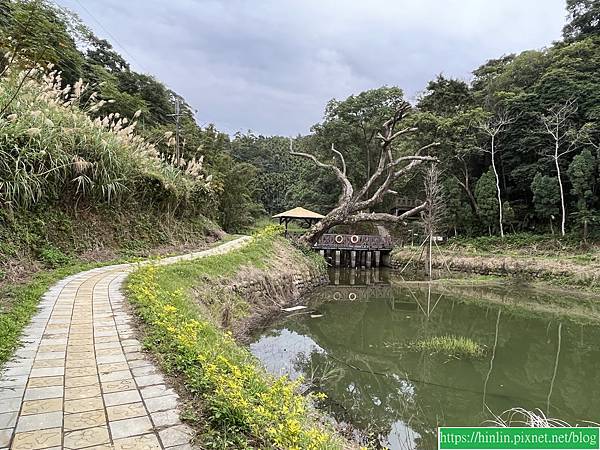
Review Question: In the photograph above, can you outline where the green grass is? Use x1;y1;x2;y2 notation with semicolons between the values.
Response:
126;226;342;449
445;232;587;254
408;335;486;359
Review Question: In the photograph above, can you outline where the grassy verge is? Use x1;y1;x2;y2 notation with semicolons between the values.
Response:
392;232;600;292
126;226;345;449
0;218;224;366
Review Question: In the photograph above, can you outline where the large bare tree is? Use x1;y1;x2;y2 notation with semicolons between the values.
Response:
476;112;514;239
540;99;579;236
291;102;439;245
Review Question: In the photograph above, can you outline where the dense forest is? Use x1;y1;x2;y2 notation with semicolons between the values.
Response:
1;0;600;239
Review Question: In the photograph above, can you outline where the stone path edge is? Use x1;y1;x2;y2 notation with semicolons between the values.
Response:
0;236;251;450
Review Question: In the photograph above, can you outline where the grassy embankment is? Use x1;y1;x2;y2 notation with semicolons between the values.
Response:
0;66;222;362
126;226;348;450
392;233;600;291
0;211;223;365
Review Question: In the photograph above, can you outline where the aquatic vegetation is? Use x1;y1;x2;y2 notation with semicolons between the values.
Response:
408;335;486;359
488;407;599;427
127;229;344;449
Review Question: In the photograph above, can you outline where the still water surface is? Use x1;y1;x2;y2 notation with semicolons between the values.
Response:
250;269;600;449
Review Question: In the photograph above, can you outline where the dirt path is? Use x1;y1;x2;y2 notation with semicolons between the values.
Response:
0;236;251;450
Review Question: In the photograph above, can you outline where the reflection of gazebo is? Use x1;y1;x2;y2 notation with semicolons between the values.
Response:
272;207;324;235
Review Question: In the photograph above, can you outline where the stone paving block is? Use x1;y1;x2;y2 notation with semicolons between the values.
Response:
23;385;63;400
16;411;63;432
64;397;105;414
65;374;99;388
140;384;175;399
1;365;32;378
103;389;142;406
32;359;64;369
0;428;11;447
159;424;194;447
127;359;152;369
99;369;131;382
0;375;28;388
64;410;107;431
66;358;96;368
37;345;66;353
135;374;165;387
65;384;102;400
109;416;153;439
97;354;127;364
27;376;63;388
94;341;121;350
124;349;146;360
30;367;64;378
0;411;18;429
67;351;95;360
107;402;147;421
145;394;179;413
123;344;142;353
0;388;24;401
98;362;129;373
96;348;123;357
21;398;63;415
101;378;136;394
11;427;62;450
150;409;181;427
165;444;197;450
63;425;110;448
131;366;157;377
95;336;120;344
66;366;97;377
113;433;161;450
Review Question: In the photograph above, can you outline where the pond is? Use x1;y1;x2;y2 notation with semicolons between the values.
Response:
250;268;600;449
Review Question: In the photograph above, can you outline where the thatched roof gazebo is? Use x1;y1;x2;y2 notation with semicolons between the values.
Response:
272;207;324;235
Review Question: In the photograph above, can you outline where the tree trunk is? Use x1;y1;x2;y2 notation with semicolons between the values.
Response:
555;153;566;236
455;175;480;219
490;135;504;238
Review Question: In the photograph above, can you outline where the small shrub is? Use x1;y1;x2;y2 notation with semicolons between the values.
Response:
38;245;71;268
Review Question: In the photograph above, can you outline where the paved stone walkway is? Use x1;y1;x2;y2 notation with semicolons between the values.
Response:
0;237;251;450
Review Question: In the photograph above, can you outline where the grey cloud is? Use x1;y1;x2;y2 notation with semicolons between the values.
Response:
58;0;566;135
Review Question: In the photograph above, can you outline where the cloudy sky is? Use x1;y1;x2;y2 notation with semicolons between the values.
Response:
56;0;567;136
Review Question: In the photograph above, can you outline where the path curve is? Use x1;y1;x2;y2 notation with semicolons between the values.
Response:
0;236;251;450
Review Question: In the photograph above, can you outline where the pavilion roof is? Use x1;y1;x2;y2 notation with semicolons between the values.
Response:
272;207;325;220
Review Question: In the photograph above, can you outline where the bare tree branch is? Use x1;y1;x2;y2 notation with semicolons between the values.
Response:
345;202;428;225
289;139;354;202
290;101;439;244
330;143;346;175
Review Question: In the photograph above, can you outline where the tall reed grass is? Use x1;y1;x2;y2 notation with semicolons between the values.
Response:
0;62;213;215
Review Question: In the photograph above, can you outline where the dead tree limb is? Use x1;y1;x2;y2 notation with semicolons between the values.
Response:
291;101;439;245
